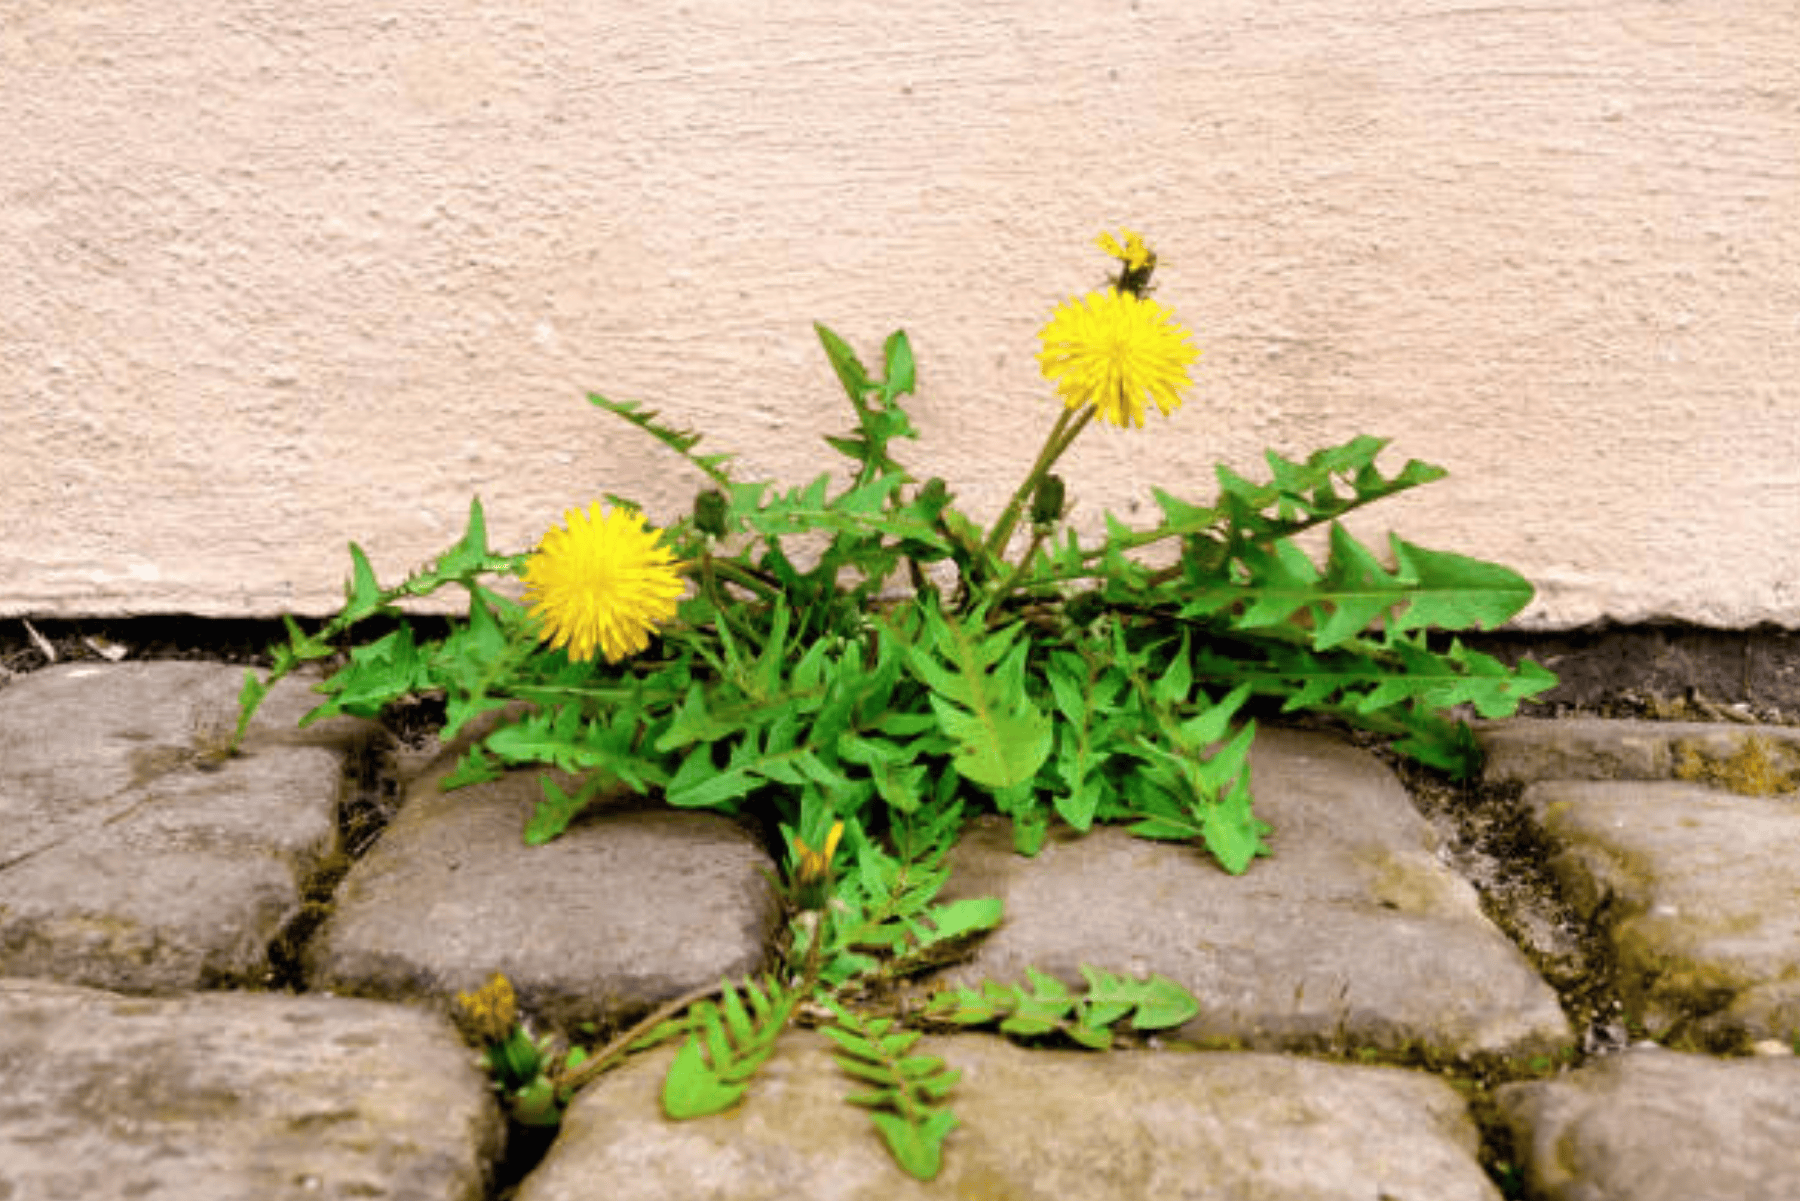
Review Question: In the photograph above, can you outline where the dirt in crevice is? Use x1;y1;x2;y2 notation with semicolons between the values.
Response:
264;722;408;993
1374;746;1630;1059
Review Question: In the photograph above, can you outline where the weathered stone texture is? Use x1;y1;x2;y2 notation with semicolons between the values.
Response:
927;728;1572;1059
1497;1047;1800;1201
306;765;785;1033
1523;777;1800;1044
0;662;369;990
522;1032;1501;1201
0;977;502;1201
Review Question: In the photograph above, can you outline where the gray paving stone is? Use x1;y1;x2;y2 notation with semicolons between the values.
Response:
0;976;502;1201
1496;1046;1800;1201
924;728;1573;1060
1478;717;1800;788
305;764;785;1034
520;1031;1500;1201
1522;777;1800;1044
0;662;371;991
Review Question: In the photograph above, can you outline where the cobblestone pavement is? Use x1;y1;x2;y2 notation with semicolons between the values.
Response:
4;660;1800;1200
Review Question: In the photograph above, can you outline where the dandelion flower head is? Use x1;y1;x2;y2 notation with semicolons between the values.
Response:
793;821;845;889
523;503;686;664
1037;288;1199;428
1095;228;1153;272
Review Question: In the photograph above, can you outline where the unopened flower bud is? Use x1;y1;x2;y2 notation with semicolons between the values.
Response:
1030;474;1066;527
693;488;728;538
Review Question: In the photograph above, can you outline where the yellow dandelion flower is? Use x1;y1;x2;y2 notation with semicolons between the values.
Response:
793;821;844;887
523;503;686;664
1096;228;1153;272
1037;288;1199;428
791;820;844;910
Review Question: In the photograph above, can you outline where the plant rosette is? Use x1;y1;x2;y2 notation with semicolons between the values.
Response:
239;229;1556;1178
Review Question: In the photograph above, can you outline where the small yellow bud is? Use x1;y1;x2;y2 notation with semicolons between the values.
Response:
455;972;519;1044
791;821;845;910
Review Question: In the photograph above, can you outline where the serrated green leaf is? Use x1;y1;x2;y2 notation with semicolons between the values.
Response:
869;1109;957;1181
882;329;916;402
1077;965;1201;1030
233;669;270;742
660;977;794;1120
878;1029;923;1056
439;745;502;791
1065;1023;1113;1050
1388;535;1536;632
923;988;1002;1025
436;496;492;579
1132;974;1203;1029
834;1056;903;1086
1201;767;1268;875
917;896;1004;943
999;1013;1062;1037
588;392;735;485
523;776;596;845
820;1024;879;1058
1175;681;1253;748
905;601;1052;789
842;1087;901;1108
816;322;872;402
824;1000;959;1181
1150;633;1193;706
1124;815;1201;841
720;977;754;1044
662;1034;748;1119
1312;522;1408;648
1024;966;1071;1002
342;542;385;623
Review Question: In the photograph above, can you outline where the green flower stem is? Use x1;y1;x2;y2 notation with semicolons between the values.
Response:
551;979;728;1099
982;405;1094;565
797;909;828;998
699;554;783;605
983;527;1051;615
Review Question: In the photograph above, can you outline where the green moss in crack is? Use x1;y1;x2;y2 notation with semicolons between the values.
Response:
264;845;357;992
1672;734;1799;797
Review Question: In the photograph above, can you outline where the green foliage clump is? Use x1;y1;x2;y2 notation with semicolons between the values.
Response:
922;964;1201;1050
235;318;1552;873
242;235;1556;1179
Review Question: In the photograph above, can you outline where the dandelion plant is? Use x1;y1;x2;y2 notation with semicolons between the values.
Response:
246;228;1556;1179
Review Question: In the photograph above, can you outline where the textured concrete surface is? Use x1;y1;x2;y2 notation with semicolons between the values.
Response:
5;2;1799;627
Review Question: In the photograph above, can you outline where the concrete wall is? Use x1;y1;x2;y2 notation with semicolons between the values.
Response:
3;1;1796;629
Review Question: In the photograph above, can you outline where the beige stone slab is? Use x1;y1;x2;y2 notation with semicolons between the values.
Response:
1523;778;1800;1043
1478;718;1800;789
306;765;785;1034
0;977;502;1201
0;662;370;991
1497;1047;1800;1201
926;728;1572;1060
521;1031;1500;1201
